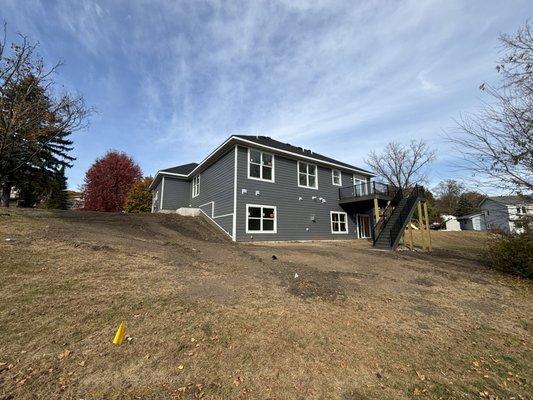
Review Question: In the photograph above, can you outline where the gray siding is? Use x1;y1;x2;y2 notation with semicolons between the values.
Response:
481;200;510;232
190;149;235;237
161;177;190;210
235;145;368;241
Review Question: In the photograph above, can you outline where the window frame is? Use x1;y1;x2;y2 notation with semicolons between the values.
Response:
247;148;275;182
297;161;318;189
330;211;349;234
246;204;277;234
192;174;200;198
331;169;342;186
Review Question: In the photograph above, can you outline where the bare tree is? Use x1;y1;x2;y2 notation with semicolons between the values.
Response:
365;140;436;189
0;24;90;206
448;21;532;194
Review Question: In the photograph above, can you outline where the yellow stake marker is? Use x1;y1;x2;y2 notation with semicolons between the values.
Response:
113;321;125;345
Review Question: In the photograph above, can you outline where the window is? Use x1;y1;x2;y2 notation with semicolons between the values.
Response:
298;161;318;189
332;169;342;186
192;175;200;198
246;205;277;233
248;148;274;181
331;211;348;234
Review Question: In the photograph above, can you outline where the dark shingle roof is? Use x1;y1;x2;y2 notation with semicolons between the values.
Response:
486;196;532;206
161;162;198;175
233;135;372;174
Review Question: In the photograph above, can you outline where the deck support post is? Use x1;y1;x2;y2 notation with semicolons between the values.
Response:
417;201;428;251
423;201;432;252
408;221;413;250
373;198;380;224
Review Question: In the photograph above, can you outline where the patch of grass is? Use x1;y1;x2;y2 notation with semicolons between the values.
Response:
0;208;531;399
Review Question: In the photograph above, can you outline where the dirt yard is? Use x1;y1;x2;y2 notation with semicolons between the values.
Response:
0;209;531;399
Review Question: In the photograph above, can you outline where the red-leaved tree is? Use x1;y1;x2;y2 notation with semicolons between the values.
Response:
82;151;142;212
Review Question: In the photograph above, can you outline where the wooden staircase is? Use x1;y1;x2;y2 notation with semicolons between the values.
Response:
373;186;425;250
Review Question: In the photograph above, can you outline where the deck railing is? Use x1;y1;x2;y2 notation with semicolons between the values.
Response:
338;181;395;200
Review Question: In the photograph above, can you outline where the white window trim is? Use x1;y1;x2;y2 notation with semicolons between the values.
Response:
246;204;277;234
330;211;348;234
297;161;318;190
332;169;342;186
192;174;200;198
247;147;275;182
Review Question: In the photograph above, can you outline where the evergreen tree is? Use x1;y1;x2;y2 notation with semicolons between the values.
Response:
1;29;89;206
45;167;68;209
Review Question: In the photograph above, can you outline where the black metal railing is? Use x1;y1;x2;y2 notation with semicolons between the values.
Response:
372;187;403;245
338;181;395;200
388;185;425;248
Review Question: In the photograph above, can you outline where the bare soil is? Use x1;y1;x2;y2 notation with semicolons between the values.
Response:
0;208;531;399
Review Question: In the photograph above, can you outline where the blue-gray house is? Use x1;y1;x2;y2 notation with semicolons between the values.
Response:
150;135;401;243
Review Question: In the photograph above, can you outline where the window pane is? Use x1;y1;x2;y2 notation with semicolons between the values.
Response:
333;176;340;184
248;218;261;231
332;213;339;222
308;175;316;187
339;213;346;223
299;162;307;174
262;166;272;180
299;173;307;186
332;222;339;232
339;222;346;232
263;219;274;231
250;149;261;164
263;208;275;218
262;153;272;166
248;207;261;218
250;163;261;178
308;164;316;175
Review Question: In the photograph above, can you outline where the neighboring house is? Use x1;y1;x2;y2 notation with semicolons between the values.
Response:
480;196;533;234
457;212;486;231
441;214;461;231
66;191;84;209
150;135;396;242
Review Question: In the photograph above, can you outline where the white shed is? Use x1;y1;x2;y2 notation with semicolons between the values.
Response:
441;214;461;231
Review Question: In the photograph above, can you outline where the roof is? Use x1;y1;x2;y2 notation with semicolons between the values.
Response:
481;195;533;206
457;212;484;220
161;162;198;175
233;135;373;174
149;134;374;189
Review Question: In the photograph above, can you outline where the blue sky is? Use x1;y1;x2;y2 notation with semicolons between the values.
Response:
1;0;531;192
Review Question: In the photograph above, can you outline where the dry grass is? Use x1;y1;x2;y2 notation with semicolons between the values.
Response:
0;209;531;399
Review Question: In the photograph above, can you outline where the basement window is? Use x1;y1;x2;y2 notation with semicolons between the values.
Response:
246;204;277;233
330;211;348;234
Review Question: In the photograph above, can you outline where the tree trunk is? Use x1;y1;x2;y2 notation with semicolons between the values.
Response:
1;181;12;207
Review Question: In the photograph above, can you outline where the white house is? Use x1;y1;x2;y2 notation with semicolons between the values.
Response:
480;196;532;234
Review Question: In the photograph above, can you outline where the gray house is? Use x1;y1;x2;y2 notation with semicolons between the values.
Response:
480;196;532;234
150;135;399;242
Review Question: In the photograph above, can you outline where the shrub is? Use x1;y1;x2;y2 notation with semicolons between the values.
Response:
124;177;153;213
487;231;533;279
